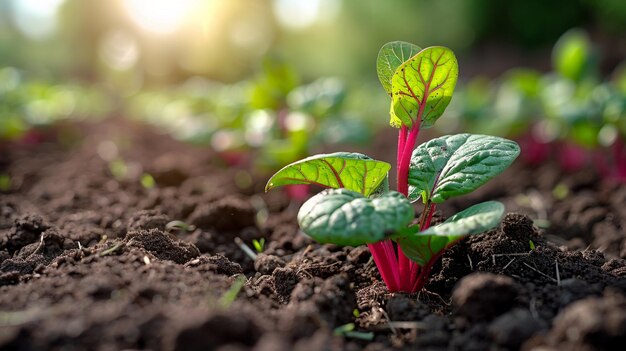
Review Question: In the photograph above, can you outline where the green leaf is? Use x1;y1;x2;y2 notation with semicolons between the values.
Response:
553;28;594;82
397;201;504;265
408;134;520;203
265;152;391;197
298;189;414;246
376;41;422;95
390;46;458;128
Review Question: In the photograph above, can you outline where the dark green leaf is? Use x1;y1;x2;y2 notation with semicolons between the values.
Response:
390;46;458;128
298;189;414;246
408;134;520;203
376;41;422;95
266;152;391;197
397;201;504;265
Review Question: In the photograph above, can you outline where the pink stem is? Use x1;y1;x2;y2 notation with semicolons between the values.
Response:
397;246;413;291
368;242;399;291
397;125;420;196
396;126;414;291
408;260;421;289
397;126;407;168
381;240;400;287
411;261;433;292
396;124;422;292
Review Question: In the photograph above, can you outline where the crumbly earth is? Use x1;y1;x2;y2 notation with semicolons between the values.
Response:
1;121;625;351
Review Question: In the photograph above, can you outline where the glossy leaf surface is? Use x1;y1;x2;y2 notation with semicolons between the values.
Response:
408;134;520;203
376;41;422;95
266;152;391;197
397;201;504;265
298;189;414;246
390;46;458;128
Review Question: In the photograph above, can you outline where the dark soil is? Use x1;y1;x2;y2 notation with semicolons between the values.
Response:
1;120;626;351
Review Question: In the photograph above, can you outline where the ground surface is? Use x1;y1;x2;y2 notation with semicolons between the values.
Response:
1;121;626;351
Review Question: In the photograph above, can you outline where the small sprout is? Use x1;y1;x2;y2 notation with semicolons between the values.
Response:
333;323;374;341
0;174;10;191
352;309;360;318
218;274;246;309
333;322;355;336
252;238;266;253
99;243;123;256
552;183;570;200
234;237;258;261
108;159;128;180
529;240;536;251
140;173;155;189
266;43;519;293
165;220;196;233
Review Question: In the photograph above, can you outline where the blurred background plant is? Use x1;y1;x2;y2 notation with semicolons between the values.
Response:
1;0;626;179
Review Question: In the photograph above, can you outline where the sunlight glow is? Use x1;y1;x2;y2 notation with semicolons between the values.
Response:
123;0;198;34
11;0;65;39
272;0;341;30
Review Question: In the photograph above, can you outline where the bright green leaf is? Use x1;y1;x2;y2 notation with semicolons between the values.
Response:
408;134;520;203
298;189;414;246
390;46;458;128
376;41;422;95
265;152;391;197
397;201;504;265
140;173;155;189
553;28;594;82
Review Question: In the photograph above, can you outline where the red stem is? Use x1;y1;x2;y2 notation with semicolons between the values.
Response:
397;125;420;196
367;242;399;291
411;261;433;292
397;126;407;168
395;123;422;292
396;126;413;291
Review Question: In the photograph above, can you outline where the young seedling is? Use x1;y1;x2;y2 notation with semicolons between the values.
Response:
252;238;266;253
265;43;520;293
165;220;196;233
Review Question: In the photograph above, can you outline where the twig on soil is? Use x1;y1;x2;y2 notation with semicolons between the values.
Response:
301;244;314;257
418;289;451;306
502;257;517;271
26;233;45;259
467;254;474;270
234;237;257;261
555;260;561;286
529;297;539;320
77;241;83;250
522;262;557;282
492;252;530;266
379;307;397;335
372;321;428;331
